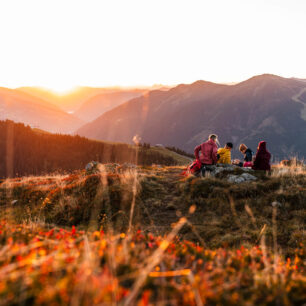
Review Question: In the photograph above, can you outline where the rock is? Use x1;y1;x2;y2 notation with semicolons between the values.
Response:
212;167;226;175
85;161;99;172
194;163;258;183
241;167;254;172
207;165;217;171
241;173;257;181
271;201;282;208
217;164;237;170
227;173;257;184
227;175;245;184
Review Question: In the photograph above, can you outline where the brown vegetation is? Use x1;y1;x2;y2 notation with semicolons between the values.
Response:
1;164;305;258
0;120;189;178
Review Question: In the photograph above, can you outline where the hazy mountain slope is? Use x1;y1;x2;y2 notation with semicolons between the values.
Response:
0;87;83;133
17;86;116;112
77;81;227;142
74;90;145;121
76;75;306;160
18;86;169;113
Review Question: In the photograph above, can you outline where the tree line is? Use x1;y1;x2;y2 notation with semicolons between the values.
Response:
165;146;194;158
0;120;177;178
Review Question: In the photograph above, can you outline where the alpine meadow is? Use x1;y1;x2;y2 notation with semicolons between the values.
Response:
0;1;305;305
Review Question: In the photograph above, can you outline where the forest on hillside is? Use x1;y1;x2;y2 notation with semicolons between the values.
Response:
0;120;177;178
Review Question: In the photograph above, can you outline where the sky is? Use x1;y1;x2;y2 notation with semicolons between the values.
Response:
0;0;305;93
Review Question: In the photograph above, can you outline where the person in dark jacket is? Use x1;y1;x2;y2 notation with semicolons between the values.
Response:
239;144;253;163
252;141;271;171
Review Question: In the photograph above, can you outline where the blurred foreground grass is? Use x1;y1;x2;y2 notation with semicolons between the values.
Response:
0;219;304;305
0;164;305;304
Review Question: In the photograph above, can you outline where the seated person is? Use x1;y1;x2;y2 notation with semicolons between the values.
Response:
217;142;233;164
194;134;218;176
237;143;253;167
252;141;271;171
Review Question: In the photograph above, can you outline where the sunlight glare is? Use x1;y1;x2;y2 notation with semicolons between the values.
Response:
41;85;79;96
0;0;305;89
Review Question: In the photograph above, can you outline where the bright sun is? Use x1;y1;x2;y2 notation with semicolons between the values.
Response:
0;1;306;89
43;85;78;95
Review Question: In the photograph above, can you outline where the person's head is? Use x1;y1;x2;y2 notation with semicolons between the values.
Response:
239;143;247;153
257;141;267;151
225;142;233;150
209;134;218;143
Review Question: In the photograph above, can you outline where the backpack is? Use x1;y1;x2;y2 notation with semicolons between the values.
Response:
181;159;202;176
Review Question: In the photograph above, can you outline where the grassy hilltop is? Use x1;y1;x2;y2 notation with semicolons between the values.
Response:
0;120;190;179
0;163;305;304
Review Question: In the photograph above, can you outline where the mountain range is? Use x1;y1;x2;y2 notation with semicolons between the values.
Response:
0;87;83;133
18;85;169;114
1;86;166;133
76;74;306;160
73;90;145;121
17;86;136;112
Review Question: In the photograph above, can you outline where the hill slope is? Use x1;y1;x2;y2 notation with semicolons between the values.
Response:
0;161;304;304
0;120;190;178
74;90;145;121
1;164;305;256
18;86;168;113
77;75;306;160
0;87;83;133
17;86;117;112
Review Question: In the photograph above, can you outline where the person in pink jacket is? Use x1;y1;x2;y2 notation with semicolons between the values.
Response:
194;134;218;176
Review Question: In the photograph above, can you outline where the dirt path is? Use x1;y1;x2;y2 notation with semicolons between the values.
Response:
141;167;184;234
292;87;306;120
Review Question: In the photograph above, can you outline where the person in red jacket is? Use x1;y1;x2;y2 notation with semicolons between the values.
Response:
194;134;218;176
252;141;271;171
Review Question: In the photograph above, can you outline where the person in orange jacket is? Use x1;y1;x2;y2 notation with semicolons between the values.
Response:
217;142;233;164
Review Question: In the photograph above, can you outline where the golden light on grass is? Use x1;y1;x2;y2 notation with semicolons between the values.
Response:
149;269;191;277
123;217;187;305
189;204;196;214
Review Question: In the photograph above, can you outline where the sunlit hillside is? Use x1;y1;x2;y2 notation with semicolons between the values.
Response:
0;88;83;133
0;120;190;178
17;85;168;113
76;75;306;161
1;0;306;304
0;163;305;304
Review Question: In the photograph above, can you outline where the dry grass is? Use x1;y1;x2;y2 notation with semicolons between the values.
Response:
0;162;305;304
0;219;304;305
1;163;305;257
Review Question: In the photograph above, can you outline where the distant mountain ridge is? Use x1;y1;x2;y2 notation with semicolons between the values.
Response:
0;87;83;133
1;85;171;133
74;90;146;121
17;86;123;112
76;74;306;160
18;85;170;114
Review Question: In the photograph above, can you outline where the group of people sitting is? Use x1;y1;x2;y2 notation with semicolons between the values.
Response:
194;134;271;176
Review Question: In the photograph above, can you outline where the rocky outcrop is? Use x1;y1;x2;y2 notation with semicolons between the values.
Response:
227;173;257;184
201;164;258;184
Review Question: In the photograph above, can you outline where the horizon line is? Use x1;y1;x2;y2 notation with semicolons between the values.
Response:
2;73;306;95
